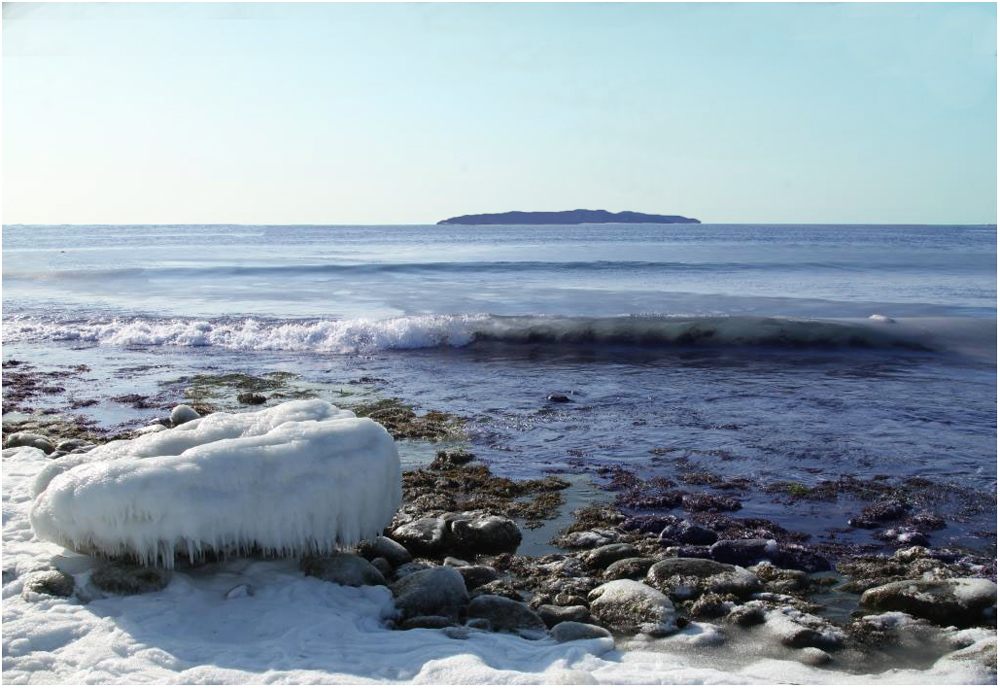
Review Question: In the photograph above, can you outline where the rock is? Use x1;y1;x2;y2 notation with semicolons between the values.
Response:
301;553;387;587
798;648;833;666
604;557;655;582
773;546;831;574
583;543;640;570
645;557;760;600
443;556;470;567
455;565;499;590
448;514;521;555
938;636;998;673
237;392;267;405
428;449;476;470
765;607;845;650
466;618;492;631
21;570;75;599
391;517;448;556
588;579;677;636
357;535;413;567
710;538;778;567
399;615;455;630
170;404;201;426
224;584;253;599
470;579;523;602
547;394;571;403
394;562;431;580
848;500;909;528
4;432;54;454
553;591;588;607
560;529;619;549
726;603;767;628
551;621;613;642
390;566;468;620
91;564;170;596
537;604;591;628
467;595;547;638
859;578;998;628
370;557;394;579
682;493;741;513
689;593;732;619
55;439;92;453
660;520;718;546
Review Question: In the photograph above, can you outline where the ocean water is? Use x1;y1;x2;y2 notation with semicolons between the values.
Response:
2;223;997;555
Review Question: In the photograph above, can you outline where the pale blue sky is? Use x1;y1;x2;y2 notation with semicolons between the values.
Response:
3;2;996;224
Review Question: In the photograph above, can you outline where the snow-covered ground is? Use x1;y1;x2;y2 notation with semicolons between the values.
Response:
3;442;996;684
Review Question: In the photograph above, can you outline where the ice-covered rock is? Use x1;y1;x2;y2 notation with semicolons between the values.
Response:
764;607;846;650
21;570;75;600
551;621;613;642
357;535;413;567
588;579;677;636
301;553;387;587
91;564;171;596
170;404;201;426
390;566;468;620
4;432;54;454
859;577;998;627
29;400;401;567
645;557;760;600
467;595;547;638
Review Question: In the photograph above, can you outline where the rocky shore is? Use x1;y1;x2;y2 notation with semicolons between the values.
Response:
3;361;997;678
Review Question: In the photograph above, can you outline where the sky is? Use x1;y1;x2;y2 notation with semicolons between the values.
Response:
2;2;997;225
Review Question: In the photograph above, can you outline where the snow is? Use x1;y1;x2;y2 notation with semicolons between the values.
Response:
4;443;997;684
29;400;401;566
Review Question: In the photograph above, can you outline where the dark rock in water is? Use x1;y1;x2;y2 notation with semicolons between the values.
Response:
390;566;469;620
358;535;413;568
682;493;742;513
646;557;760;600
428;449;476;470
537;604;591;628
660;520;718;546
848;500;909;529
550;621;613;642
622;515;680;534
399;615;455;630
391;517;449;556
773;545;832;574
437;209;700;226
583;543;640;571
619;491;685;510
236;392;267;405
468;595;547;637
455;565;499;590
859;578;998;628
4;432;55;454
710;538;775;567
301;553;387;587
91;564;171;596
604;557;656;582
448;514;521;555
22;570;75;599
588;579;677;636
876;528;930;547
547;394;572;403
909;511;947;531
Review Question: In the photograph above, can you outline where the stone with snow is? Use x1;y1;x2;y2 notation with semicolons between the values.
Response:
357;535;413;568
4;432;54;454
21;570;75;599
645;557;760;600
551;621;614;642
390;566;468;620
29;400;401;567
764;607;846;650
301;553;387;587
588;579;678;636
170;404;201;426
859;577;997;628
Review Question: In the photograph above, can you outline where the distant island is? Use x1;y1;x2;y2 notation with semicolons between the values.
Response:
437;209;701;225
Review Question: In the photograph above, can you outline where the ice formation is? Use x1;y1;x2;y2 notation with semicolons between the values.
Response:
29;400;401;567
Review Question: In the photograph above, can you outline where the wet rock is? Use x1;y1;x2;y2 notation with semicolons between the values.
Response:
765;607;846;650
399;615;455;630
749;562;809;592
551;621;613;642
588;579;677;636
909;511;947;532
170;404;201;426
4;432;55;454
877;528;930;547
394;562;431;580
726;603;767;628
646;558;760;600
848;500;909;529
682;493;741;513
91;564;171;596
553;591;589;607
604;557;656;582
455;565;499;590
773;546;831;574
710;538;777;567
236;392;267;405
547;394;571;403
428;449;476;470
859;578;998;628
559;529;620;549
448;513;521;555
470;579;523;602
391;517;448;556
390;566;469;620
537;604;591;628
660;520;718;546
583;543;640;571
357;535;413;568
689;593;732;619
467;595;547;638
622;514;680;535
301;553;387;587
21;570;75;599
55;439;92;453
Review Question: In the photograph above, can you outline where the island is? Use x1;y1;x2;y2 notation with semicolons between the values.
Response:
437;209;700;225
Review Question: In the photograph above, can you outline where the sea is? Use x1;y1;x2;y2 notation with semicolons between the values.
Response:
2;223;997;557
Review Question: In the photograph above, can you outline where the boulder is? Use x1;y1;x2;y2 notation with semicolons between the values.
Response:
859;578;998;628
448;514;521;555
537;604;591;628
391;517;448;556
169;404;200;426
710;539;777;567
55;439;93;453
583;543;640;570
467;595;547;638
390;566;468;620
588;579;677;636
604;557;655;581
399;615;455;630
428;449;476;470
21;570;75;599
91;564;171;596
645;557;760;600
660;520;718;546
4;432;54;454
301;553;387;587
765;607;846;650
237;392;267;405
551;621;613;642
455;565;499;591
394;562;431;580
370;557;394;579
357;535;413;567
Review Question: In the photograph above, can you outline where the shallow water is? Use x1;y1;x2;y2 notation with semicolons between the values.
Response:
2;223;997;557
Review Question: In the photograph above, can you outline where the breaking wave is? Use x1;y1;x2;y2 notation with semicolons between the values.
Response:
2;314;967;355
